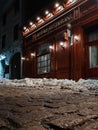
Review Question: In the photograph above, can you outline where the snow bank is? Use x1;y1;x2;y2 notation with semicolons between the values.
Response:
0;78;98;92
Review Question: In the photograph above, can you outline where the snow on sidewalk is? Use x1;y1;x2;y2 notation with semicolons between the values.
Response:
0;78;98;92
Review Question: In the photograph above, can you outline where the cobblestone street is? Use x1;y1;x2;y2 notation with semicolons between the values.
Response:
0;86;98;130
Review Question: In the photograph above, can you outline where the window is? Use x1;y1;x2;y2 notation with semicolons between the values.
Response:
13;24;19;41
2;35;6;49
89;45;98;68
37;43;50;55
2;13;6;26
37;43;51;74
37;54;50;74
88;30;98;42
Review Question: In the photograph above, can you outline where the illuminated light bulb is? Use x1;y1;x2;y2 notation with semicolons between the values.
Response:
31;53;35;57
29;22;33;26
49;45;53;50
74;35;79;41
23;27;26;30
21;57;26;60
55;3;59;8
60;41;64;47
37;17;40;21
45;10;49;15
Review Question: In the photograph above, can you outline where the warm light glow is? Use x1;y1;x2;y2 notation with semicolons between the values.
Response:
21;57;26;61
23;27;26;30
29;22;33;26
49;45;53;50
55;3;59;8
60;41;64;47
31;53;35;57
37;17;40;21
74;35;79;41
45;10;49;15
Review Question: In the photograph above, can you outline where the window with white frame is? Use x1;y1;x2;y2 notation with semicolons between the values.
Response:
37;43;51;74
89;45;98;68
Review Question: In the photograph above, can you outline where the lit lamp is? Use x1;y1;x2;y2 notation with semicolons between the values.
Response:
36;17;44;25
21;57;26;61
74;35;79;41
30;53;35;57
59;41;64;47
49;45;53;50
54;3;64;14
44;10;53;20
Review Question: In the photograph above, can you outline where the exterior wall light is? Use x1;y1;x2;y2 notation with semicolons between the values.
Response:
45;10;49;15
30;53;35;57
74;35;79;41
37;17;40;21
21;57;26;61
59;41;64;47
23;27;27;30
49;45;53;50
55;3;59;8
29;22;33;26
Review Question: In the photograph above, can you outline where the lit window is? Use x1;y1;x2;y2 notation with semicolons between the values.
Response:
89;45;98;68
37;43;51;74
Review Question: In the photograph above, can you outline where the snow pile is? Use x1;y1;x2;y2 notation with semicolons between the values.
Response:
0;78;98;92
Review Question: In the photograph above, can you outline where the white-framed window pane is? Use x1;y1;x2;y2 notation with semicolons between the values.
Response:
89;45;98;68
37;54;50;74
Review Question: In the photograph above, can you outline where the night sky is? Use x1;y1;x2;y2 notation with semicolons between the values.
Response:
24;0;54;16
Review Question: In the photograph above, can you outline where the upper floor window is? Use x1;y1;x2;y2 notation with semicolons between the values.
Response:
2;35;6;49
13;24;19;41
2;13;7;26
37;43;50;55
88;30;98;42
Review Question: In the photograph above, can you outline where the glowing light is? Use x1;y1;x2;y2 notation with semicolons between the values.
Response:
74;35;79;41
30;53;35;57
21;57;26;60
29;22;33;26
49;45;53;50
23;27;26;30
55;3;59;8
60;41;64;47
45;10;49;15
37;17;40;21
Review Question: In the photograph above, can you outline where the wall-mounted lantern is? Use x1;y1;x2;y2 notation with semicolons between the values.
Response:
30;53;35;58
49;45;54;50
59;41;64;47
74;35;79;41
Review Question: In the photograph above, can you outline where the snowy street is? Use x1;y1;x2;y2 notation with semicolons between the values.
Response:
0;78;98;130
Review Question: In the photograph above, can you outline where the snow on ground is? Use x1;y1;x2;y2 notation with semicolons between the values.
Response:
0;78;98;92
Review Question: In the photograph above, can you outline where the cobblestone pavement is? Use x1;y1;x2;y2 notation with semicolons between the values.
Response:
0;86;98;130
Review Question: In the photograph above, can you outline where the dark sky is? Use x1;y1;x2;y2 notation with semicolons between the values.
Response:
23;0;54;22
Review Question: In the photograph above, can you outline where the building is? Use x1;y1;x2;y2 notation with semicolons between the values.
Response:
22;0;98;81
0;0;48;79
